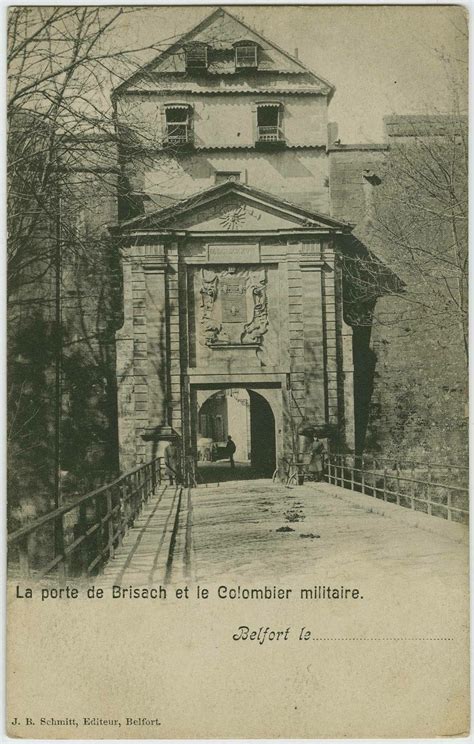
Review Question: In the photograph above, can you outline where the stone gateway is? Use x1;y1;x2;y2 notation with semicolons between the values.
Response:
111;7;393;472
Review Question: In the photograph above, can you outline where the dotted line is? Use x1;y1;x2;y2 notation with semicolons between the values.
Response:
313;637;454;641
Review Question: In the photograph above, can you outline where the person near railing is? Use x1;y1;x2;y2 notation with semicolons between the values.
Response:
309;436;326;482
296;422;328;483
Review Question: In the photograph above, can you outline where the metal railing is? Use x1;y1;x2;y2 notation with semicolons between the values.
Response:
256;125;284;142
164;125;193;146
8;457;162;581
325;453;468;524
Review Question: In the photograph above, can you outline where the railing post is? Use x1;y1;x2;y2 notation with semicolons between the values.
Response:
372;455;377;498
396;462;401;505
131;471;138;523
427;467;433;516
94;495;103;572
76;502;88;575
106;489;115;561
383;467;387;501
144;464;150;504
361;455;365;494
137;468;142;510
18;535;30;578
118;483;127;543
55;513;66;583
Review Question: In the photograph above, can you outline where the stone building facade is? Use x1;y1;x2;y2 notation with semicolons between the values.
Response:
112;7;369;471
111;7;464;472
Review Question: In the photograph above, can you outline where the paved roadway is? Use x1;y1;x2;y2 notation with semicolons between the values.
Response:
99;478;467;590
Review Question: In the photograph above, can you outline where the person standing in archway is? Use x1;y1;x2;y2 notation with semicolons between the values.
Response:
226;435;236;469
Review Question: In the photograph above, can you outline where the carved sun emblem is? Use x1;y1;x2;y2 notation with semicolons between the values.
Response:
220;204;247;230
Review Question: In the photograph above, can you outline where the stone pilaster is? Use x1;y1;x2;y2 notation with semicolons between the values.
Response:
287;246;305;438
115;252;137;472
321;246;338;427
143;262;168;426
300;244;327;426
116;243;167;469
167;242;183;436
341;318;355;450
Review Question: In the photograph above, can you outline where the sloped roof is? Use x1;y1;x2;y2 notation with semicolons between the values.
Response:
114;7;334;98
385;114;468;138
113;181;351;233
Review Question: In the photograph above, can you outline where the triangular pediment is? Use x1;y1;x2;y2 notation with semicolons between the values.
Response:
118;182;351;234
115;7;334;96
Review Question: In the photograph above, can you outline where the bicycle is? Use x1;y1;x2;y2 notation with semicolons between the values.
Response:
272;457;299;487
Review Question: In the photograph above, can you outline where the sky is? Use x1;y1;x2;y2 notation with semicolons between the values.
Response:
111;4;467;143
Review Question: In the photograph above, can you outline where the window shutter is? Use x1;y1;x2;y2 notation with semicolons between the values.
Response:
251;105;257;145
233;40;259;69
235;44;258;68
185;43;208;71
159;106;166;145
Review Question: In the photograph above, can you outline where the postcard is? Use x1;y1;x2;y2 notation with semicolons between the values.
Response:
7;4;469;738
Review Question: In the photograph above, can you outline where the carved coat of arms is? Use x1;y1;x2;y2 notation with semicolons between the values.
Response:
199;266;268;347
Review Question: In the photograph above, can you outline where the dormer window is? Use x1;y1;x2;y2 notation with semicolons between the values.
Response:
234;41;258;69
255;102;284;148
164;104;193;146
184;42;208;71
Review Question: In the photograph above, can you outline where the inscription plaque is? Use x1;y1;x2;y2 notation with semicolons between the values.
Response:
207;244;260;263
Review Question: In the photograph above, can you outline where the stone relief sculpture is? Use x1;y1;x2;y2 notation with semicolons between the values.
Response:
241;270;269;344
198;266;269;347
219;204;247;230
199;269;222;345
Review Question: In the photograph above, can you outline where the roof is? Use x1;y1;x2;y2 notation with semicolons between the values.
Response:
113;180;352;234
384;114;468;138
328;143;389;153
118;72;327;96
114;7;334;99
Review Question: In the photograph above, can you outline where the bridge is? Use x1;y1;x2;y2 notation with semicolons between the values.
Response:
8;455;468;585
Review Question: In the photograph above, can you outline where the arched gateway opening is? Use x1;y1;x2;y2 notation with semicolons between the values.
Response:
195;388;276;481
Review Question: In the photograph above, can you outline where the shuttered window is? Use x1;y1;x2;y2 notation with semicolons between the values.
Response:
185;43;208;71
256;103;283;142
235;44;258;68
164;105;192;145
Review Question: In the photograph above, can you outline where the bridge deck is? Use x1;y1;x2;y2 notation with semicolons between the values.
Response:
99;484;187;588
98;479;467;588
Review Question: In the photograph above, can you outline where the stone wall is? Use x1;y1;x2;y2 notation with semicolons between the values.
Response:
121;148;330;215
115;231;354;470
117;93;328;150
329;134;467;464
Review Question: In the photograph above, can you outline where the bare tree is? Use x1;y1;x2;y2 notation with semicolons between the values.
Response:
7;7;178;527
8;6;224;529
374;115;467;361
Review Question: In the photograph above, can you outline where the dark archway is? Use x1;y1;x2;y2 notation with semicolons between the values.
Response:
248;390;276;476
194;387;276;481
